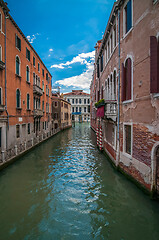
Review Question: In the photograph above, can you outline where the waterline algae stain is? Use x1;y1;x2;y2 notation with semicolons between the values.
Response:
0;123;159;240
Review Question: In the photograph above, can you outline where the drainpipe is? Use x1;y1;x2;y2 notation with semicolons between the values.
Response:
4;11;9;150
117;9;120;167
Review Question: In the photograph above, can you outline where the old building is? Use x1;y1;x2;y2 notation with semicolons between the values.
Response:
64;90;90;122
0;0;53;163
60;98;72;130
90;0;159;195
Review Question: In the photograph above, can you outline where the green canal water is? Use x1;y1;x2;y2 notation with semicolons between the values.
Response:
0;123;159;240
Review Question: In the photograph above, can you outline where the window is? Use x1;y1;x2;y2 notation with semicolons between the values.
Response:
42;101;44;111
150;36;159;93
84;99;86;104
0;45;2;61
110;34;113;54
16;56;20;75
122;58;132;102
79;107;81;112
108;41;110;59
88;99;90;104
72;107;74;112
28;123;30;134
46;85;48;95
100;55;103;72
76;99;78;104
33;56;35;67
26;66;30;82
27;93;30;110
97;61;99;78
114;24;117;48
16;89;21;108
88;106;90;113
42;69;44;77
33;73;35;85
46;73;48;81
68;98;70;102
42;81;44;92
16;125;20;138
0;87;2;105
26;48;30;61
84;107;86;112
38;63;40;72
15;35;21;51
0;12;2;32
79;99;81;104
124;124;132;155
124;0;132;35
72;99;74;104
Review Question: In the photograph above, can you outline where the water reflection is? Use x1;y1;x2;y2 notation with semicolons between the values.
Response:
0;123;159;240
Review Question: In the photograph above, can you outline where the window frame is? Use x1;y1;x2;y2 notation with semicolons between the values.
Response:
16;89;21;108
28;123;30;135
15;55;21;76
26;65;30;83
123;122;133;157
26;93;30;110
26;47;30;61
15;34;21;51
123;0;133;38
0;12;2;32
122;56;133;104
0;45;2;61
16;124;20;138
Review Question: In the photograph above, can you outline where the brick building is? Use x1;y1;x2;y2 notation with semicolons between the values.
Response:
90;0;159;195
0;1;53;162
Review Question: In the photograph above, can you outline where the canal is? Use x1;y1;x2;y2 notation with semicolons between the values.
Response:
0;123;159;240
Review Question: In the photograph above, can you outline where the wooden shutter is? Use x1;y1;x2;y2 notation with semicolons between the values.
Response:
150;36;158;93
127;58;132;100
122;63;126;101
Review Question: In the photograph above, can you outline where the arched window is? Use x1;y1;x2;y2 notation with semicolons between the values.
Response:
27;93;30;109
16;56;20;75
122;57;132;101
114;70;117;100
26;66;30;82
16;89;21;108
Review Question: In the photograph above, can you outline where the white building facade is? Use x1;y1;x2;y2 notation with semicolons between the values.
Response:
64;90;90;122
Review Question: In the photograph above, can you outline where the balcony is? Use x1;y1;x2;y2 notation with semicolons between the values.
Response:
33;109;43;117
33;85;43;96
0;104;5;112
105;100;117;121
0;61;5;70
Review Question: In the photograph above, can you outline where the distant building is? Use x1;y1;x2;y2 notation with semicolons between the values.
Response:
64;90;90;122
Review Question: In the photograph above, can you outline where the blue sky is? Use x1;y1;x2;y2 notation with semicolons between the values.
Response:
7;0;115;93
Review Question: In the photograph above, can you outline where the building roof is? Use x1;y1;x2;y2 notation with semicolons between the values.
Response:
63;90;90;96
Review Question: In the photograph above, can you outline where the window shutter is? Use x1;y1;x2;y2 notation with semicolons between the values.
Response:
150;36;159;93
127;58;132;100
122;63;126;101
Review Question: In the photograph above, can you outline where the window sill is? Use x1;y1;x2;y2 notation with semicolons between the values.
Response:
122;99;133;105
16;107;22;110
26;81;30;84
15;74;22;79
123;27;133;40
26;109;31;111
122;151;132;159
153;93;159;98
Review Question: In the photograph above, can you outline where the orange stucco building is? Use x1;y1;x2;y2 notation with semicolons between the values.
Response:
0;1;53;162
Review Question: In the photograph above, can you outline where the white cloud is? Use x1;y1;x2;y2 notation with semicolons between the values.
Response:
50;50;95;69
27;33;40;44
55;51;95;90
49;48;53;52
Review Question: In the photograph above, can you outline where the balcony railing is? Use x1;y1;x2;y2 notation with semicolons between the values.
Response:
33;109;43;117
33;85;43;96
0;61;5;70
105;100;117;120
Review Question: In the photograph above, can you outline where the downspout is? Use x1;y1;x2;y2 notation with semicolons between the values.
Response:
4;11;9;149
117;9;120;166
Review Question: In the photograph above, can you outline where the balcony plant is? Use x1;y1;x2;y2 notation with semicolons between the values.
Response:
95;99;105;108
